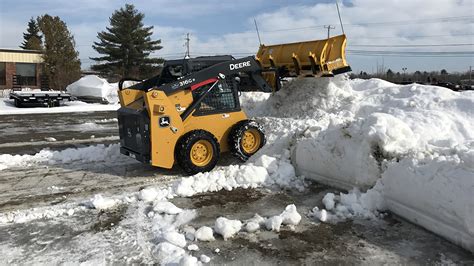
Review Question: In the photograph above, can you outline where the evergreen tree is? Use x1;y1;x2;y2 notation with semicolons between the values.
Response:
91;4;162;79
38;15;81;90
20;18;43;50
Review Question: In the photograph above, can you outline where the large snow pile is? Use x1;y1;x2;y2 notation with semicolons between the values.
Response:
66;75;119;104
263;77;473;251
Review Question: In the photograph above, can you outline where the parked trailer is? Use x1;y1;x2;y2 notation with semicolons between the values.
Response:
9;91;71;107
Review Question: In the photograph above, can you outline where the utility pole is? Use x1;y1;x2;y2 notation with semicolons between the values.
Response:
184;33;190;59
324;25;335;39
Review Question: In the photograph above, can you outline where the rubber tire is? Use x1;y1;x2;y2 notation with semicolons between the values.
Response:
229;120;266;161
176;130;220;175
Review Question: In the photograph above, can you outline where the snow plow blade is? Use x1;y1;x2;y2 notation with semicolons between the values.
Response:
256;34;351;77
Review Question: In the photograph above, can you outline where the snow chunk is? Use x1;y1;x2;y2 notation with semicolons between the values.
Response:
89;194;118;210
254;155;278;174
279;204;301;225
179;255;199;266
187;244;199;251
244;213;266;233
322;193;336;210
153;201;183;215
200;254;211;263
182;226;196;241
214;217;242;240
139;187;171;202
265;216;283;232
152;242;185;265
195;226;215;242
159;231;187;248
245;221;260;233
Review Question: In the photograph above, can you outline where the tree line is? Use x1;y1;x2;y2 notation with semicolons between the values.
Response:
350;69;472;86
19;4;161;90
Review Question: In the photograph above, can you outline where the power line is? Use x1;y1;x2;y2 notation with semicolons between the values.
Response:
348;54;472;58
346;15;473;27
347;50;474;55
259;15;473;33
350;43;473;47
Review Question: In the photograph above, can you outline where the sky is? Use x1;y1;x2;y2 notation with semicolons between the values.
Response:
0;0;473;73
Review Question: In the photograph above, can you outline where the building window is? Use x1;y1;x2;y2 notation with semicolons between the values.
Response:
16;63;37;86
0;63;5;86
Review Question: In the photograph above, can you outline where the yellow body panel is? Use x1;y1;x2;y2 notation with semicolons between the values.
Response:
144;90;184;169
118;88;145;107
256;34;349;76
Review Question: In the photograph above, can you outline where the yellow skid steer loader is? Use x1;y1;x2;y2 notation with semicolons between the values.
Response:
117;35;350;174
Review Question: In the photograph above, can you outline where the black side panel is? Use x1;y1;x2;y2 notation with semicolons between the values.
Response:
117;107;151;163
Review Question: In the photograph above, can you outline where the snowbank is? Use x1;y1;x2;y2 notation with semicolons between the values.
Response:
285;77;474;251
0;144;121;170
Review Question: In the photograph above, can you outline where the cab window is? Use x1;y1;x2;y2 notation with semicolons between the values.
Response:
192;78;239;115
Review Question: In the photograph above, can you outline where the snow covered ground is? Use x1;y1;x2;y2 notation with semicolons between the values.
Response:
0;76;472;264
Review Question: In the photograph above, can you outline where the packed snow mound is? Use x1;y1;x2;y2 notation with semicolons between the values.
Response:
66;75;138;104
275;77;474;251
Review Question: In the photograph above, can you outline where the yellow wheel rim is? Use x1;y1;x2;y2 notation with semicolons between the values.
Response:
190;140;213;167
241;128;261;154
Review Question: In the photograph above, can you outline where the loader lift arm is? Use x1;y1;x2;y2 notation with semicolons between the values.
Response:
119;56;275;94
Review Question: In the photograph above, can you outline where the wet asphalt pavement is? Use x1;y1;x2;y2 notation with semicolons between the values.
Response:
0;111;118;154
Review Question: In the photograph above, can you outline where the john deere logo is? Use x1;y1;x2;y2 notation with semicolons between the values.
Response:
159;116;171;127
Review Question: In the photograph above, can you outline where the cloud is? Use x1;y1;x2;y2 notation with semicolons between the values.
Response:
1;0;472;72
